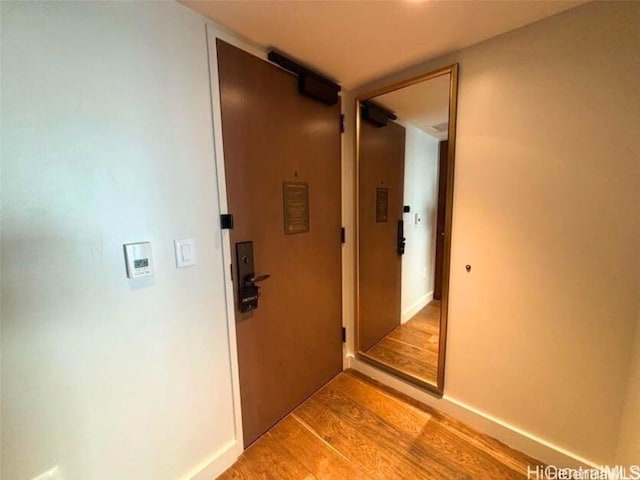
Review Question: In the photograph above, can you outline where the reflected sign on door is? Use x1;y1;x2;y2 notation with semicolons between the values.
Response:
376;187;389;223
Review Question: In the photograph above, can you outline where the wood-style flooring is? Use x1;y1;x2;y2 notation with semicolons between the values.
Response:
366;301;441;384
218;370;542;479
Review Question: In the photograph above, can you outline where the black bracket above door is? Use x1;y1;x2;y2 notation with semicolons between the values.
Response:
267;50;341;106
361;101;397;128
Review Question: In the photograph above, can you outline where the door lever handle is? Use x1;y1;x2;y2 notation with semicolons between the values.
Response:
236;241;270;313
249;274;271;284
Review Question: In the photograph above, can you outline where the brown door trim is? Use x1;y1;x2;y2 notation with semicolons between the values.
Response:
434;140;449;301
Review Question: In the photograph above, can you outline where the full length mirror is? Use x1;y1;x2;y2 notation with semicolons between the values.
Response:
356;65;458;394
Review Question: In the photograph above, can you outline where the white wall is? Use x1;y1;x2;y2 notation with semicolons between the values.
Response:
343;1;640;467
616;306;640;467
400;125;439;321
1;2;239;479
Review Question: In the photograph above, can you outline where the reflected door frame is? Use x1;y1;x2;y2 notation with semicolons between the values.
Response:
354;64;459;396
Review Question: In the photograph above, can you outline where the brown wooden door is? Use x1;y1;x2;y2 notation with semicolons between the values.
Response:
359;119;406;352
434;140;448;301
217;40;343;446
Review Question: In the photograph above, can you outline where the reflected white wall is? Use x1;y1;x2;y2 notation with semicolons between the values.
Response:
400;124;439;322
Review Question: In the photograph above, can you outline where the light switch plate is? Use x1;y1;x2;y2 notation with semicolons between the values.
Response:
174;238;196;268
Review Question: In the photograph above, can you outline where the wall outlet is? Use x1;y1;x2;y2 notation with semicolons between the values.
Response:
32;466;60;480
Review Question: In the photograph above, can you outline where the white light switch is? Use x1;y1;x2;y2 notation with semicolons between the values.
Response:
181;244;192;262
174;238;196;268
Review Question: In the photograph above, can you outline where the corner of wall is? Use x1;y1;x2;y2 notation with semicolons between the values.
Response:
614;305;640;467
183;440;239;480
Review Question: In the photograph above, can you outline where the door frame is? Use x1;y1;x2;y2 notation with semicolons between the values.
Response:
215;38;343;447
204;21;268;458
204;19;347;463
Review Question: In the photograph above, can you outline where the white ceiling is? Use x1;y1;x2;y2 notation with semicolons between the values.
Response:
374;73;451;140
182;0;585;89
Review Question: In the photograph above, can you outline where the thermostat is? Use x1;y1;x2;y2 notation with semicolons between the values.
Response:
124;242;154;278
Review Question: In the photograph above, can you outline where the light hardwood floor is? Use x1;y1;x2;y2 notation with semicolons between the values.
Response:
367;301;441;383
218;370;542;479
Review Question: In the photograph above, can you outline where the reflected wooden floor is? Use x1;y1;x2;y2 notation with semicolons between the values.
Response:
218;370;541;479
366;301;441;384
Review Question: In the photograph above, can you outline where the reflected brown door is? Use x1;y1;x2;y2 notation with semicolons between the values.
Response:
217;40;342;446
359;119;406;351
434;140;448;300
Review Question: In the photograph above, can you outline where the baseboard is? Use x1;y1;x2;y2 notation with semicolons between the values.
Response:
401;291;433;323
347;355;600;470
183;439;240;480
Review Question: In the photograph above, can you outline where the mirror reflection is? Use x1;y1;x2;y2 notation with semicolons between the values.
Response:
357;67;457;390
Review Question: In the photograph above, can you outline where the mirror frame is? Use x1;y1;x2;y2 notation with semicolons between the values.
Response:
354;64;459;396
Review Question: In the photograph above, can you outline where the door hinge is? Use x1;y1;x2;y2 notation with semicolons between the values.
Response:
341;326;346;343
220;214;234;230
340;114;345;133
341;227;346;244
